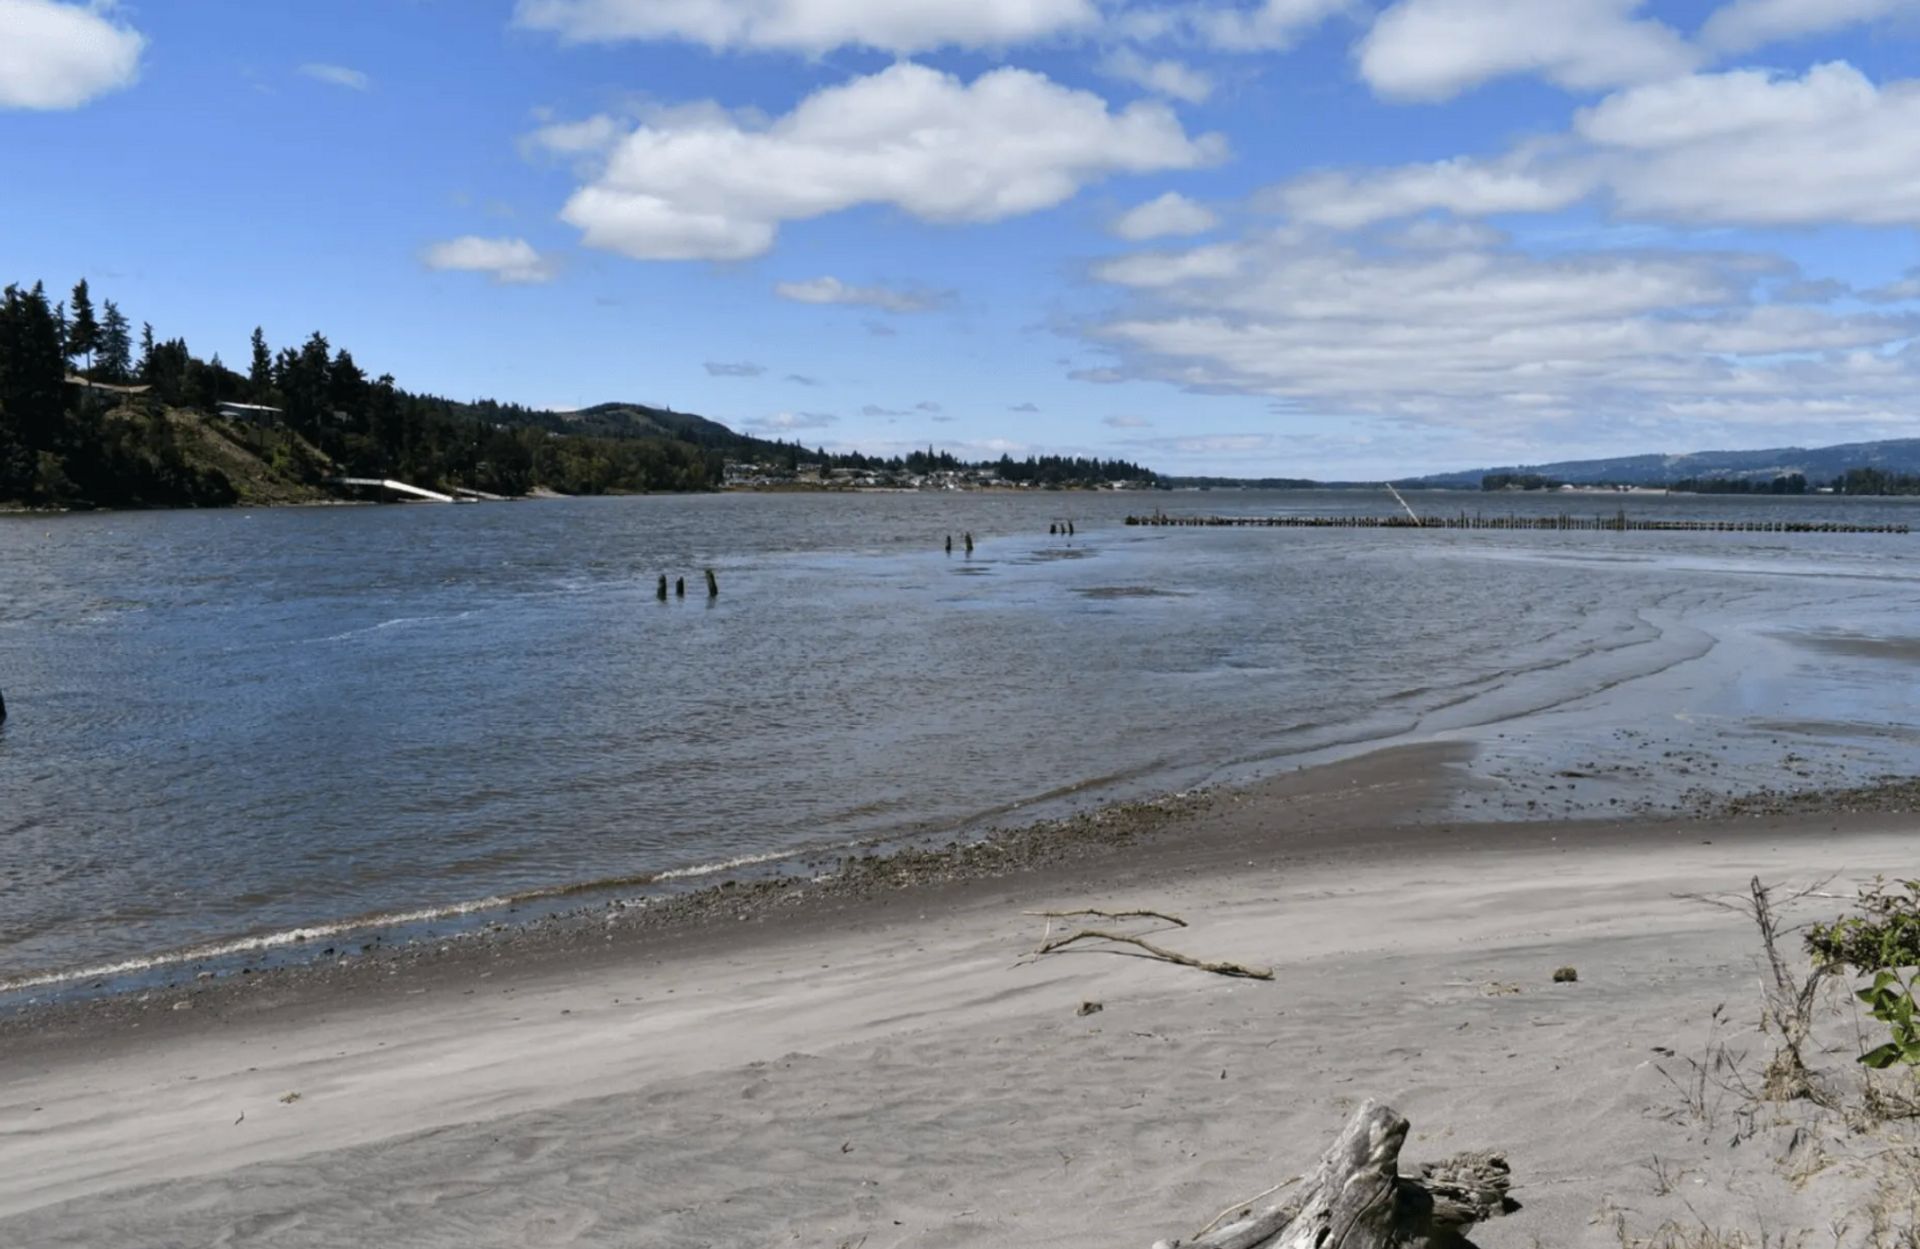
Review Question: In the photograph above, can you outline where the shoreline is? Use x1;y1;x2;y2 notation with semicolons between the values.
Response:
7;735;1916;1045
7;719;1918;1027
4;745;1918;1241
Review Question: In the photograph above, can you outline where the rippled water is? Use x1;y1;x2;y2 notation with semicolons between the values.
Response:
3;489;1918;986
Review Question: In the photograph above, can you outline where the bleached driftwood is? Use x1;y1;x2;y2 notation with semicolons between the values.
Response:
1027;910;1271;981
1151;1100;1511;1249
1036;930;1273;980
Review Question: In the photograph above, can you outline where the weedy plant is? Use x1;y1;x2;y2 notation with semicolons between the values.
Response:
1807;879;1920;1071
1852;969;1920;1070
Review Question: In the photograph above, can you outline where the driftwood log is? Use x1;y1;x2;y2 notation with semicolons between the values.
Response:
1151;1101;1511;1249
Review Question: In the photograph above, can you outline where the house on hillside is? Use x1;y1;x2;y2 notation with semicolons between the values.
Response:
65;375;151;409
215;400;282;424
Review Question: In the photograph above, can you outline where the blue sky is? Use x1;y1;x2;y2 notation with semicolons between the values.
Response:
3;0;1919;477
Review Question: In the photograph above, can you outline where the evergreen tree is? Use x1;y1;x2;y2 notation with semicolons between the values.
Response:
0;284;72;498
139;322;156;379
276;331;332;434
67;279;98;374
99;300;133;382
328;347;366;412
248;326;272;396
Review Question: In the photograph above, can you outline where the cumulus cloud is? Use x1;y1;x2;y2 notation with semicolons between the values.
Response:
1083;225;1920;454
1276;151;1594;229
300;63;369;91
515;0;1098;54
1700;0;1916;53
1099;48;1214;103
1386;218;1511;250
774;276;948;313
1111;191;1220;240
1091;242;1244;288
422;236;555;283
0;0;144;110
558;63;1226;262
1575;63;1920;226
1357;0;1696;100
705;361;767;377
1273;63;1920;233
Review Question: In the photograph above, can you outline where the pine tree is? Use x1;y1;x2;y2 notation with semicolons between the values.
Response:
67;279;98;374
0;284;72;473
248;326;272;396
99;300;133;381
138;322;156;379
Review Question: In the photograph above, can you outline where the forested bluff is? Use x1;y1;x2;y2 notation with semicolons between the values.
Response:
0;279;1155;510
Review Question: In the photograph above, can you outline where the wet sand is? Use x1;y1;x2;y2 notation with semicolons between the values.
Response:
5;742;1919;1246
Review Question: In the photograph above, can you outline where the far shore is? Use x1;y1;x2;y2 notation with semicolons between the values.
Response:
5;742;1920;1244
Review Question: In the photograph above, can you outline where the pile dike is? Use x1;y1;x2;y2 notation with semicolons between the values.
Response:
1125;512;1909;534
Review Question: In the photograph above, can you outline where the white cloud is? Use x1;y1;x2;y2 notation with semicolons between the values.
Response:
527;113;622;155
705;361;767;377
515;0;1098;53
1099;48;1214;103
774;276;947;313
1576;63;1920;226
1112;191;1220;240
1092;241;1243;287
1386;218;1510;249
1862;271;1920;303
1700;0;1917;54
560;63;1225;262
1273;62;1920;233
1083;226;1920;456
1190;0;1351;51
300;63;369;91
1103;414;1154;427
1277;151;1592;229
1357;0;1696;101
743;411;837;431
0;0;144;110
422;236;555;284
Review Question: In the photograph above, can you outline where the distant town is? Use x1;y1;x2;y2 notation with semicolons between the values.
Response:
720;459;1154;491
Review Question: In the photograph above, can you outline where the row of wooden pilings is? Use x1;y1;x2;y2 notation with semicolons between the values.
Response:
1125;513;1910;535
657;570;719;600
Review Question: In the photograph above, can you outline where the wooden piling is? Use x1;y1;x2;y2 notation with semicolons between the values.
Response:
1122;513;1908;535
675;576;685;598
657;574;668;601
705;568;718;598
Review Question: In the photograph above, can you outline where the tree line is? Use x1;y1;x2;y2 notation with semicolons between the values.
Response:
1668;474;1809;495
3;277;1155;510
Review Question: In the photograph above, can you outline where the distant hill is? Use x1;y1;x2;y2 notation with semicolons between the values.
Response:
1402;438;1920;489
534;402;753;448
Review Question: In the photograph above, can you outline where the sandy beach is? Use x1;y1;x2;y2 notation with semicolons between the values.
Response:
5;744;1918;1247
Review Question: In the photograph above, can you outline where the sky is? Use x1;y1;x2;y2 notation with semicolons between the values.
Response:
3;0;1920;478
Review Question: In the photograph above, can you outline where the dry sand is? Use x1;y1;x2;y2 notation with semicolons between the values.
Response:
4;748;1919;1247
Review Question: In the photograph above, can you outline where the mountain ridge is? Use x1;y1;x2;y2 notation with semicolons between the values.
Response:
1399;437;1920;488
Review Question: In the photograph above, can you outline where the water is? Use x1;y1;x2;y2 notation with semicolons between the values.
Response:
3;489;1919;992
